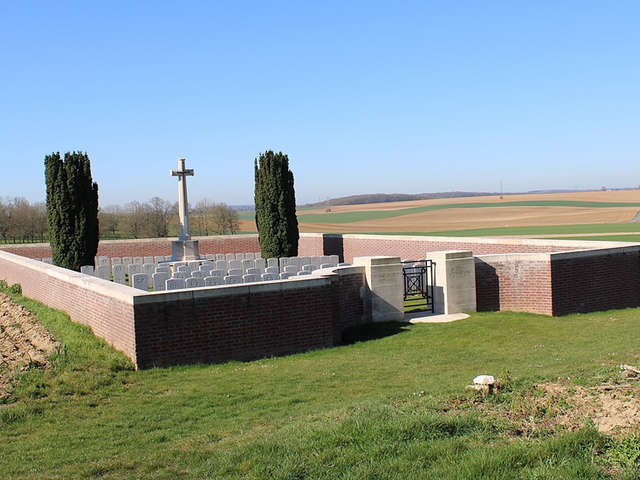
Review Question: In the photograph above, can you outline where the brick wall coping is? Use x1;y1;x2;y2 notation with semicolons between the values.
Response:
131;265;365;305
330;233;640;251
3;233;639;255
475;252;551;262
475;244;640;264
550;245;640;260
0;249;136;304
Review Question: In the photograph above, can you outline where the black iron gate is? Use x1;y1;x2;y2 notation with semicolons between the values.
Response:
402;259;435;313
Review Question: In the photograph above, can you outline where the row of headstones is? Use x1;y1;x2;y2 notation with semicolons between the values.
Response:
78;254;342;291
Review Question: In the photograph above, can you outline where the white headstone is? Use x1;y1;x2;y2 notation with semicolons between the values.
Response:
153;272;170;291
200;264;213;274
191;271;206;279
128;264;142;276
185;277;204;288
242;259;255;272
143;263;155;277
224;275;243;285
209;269;225;278
205;254;215;260
166;278;186;290
228;268;243;277
265;266;279;275
267;258;279;269
132;273;149;291
235;253;244;260
133;257;143;265
215;260;228;272
80;265;94;276
225;253;235;261
261;273;277;281
154;256;165;264
111;257;122;265
113;264;126;284
284;265;299;274
96;265;111;280
172;271;188;279
155;266;170;274
143;256;154;265
302;264;315;272
243;274;260;283
246;268;259;275
229;260;242;271
255;258;266;271
215;254;225;261
204;276;222;286
329;255;339;265
122;257;132;266
279;272;291;280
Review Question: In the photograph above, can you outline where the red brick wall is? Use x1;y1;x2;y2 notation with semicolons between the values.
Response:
0;235;262;260
0;251;137;362
551;248;640;316
336;235;581;264
132;271;365;369
475;255;553;316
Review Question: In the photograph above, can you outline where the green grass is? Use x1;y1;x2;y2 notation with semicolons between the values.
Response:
357;222;640;237
295;200;640;224
2;286;640;478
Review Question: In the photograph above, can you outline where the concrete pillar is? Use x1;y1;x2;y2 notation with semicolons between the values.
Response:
425;250;477;315
353;256;404;322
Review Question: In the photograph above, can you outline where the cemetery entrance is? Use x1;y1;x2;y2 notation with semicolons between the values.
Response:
402;260;435;313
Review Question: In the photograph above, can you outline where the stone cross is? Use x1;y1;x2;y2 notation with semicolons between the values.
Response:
170;158;194;241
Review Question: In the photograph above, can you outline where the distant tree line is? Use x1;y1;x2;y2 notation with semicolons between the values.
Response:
0;197;48;243
0;196;240;244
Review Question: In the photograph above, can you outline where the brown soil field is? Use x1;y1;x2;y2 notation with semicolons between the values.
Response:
0;293;58;399
303;189;640;214
301;206;639;233
239;190;640;234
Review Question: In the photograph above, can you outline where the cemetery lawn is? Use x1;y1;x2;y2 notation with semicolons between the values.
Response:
2;290;640;479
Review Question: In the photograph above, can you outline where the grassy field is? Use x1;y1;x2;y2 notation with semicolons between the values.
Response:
2;287;640;478
295;201;640;225
361;223;640;238
234;192;640;236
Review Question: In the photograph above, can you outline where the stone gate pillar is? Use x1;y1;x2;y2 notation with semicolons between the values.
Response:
425;250;476;315
353;256;404;322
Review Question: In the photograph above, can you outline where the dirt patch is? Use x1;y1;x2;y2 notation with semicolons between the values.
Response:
0;293;58;399
469;376;640;438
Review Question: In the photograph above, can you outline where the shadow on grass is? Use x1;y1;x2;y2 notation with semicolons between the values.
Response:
341;321;412;345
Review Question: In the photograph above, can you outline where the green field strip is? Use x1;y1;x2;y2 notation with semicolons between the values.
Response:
349;222;640;237
295;201;640;224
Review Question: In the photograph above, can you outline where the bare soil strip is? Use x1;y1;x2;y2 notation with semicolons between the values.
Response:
0;293;58;399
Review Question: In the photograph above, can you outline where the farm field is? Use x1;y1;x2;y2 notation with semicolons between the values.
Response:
238;190;640;238
2;285;640;478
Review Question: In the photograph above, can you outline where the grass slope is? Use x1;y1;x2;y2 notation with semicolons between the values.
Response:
1;288;639;478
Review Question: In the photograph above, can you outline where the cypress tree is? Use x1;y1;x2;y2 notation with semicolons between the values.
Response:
45;151;99;271
254;150;299;258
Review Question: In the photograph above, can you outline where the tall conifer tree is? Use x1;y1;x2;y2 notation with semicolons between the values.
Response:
254;150;299;258
45;151;99;270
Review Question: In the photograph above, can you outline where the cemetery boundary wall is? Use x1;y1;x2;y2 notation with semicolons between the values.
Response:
2;233;640;319
0;249;365;369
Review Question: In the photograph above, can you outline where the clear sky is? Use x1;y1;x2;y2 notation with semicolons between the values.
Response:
1;1;638;207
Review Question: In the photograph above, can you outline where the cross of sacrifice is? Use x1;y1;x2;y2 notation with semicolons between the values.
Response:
170;158;194;241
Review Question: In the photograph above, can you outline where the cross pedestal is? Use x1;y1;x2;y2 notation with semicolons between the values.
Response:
169;158;200;261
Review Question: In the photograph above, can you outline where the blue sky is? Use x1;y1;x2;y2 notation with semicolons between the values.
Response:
1;1;638;206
